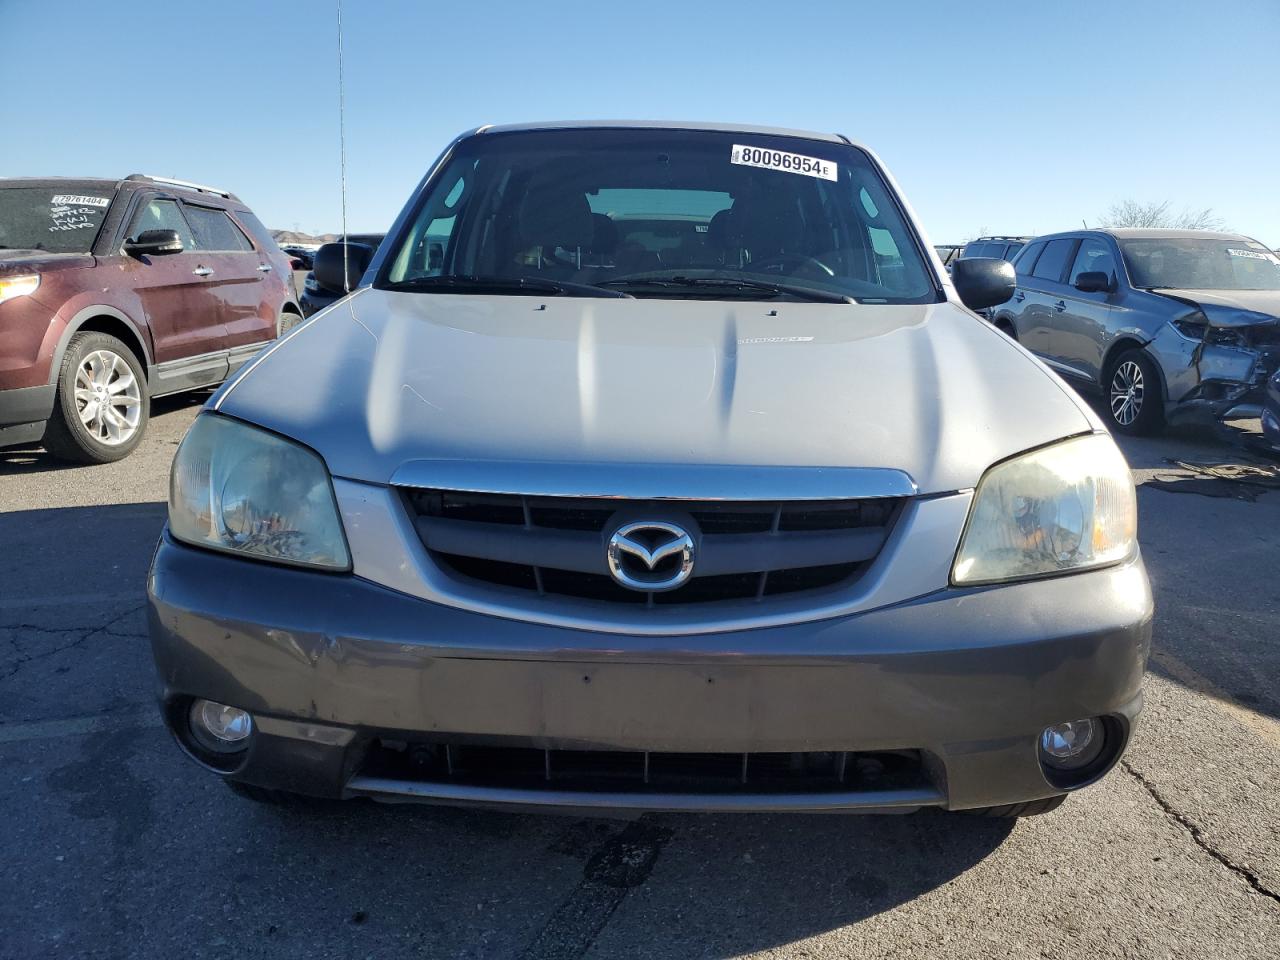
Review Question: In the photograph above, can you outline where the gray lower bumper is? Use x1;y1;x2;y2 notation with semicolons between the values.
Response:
148;535;1152;811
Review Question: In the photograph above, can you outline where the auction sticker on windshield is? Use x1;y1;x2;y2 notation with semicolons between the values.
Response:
51;194;110;208
731;145;837;181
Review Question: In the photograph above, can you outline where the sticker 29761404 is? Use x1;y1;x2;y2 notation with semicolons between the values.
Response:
51;194;110;208
731;145;837;181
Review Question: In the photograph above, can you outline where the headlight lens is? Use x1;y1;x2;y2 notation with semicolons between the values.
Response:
0;274;40;305
169;414;350;570
952;434;1136;585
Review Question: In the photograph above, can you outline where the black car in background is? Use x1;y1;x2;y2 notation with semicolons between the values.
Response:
958;236;1031;263
300;233;385;316
991;228;1280;435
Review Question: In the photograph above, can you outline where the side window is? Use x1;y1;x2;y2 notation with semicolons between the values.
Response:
231;209;274;250
868;226;909;292
1031;239;1077;283
1068;238;1116;286
127;198;195;249
1014;241;1045;277
184;206;253;252
961;242;987;259
1004;242;1024;260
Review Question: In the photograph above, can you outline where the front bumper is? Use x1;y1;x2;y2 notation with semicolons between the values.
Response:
0;383;54;446
148;535;1152;812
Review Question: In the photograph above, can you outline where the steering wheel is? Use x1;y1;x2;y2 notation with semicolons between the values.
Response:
747;253;835;278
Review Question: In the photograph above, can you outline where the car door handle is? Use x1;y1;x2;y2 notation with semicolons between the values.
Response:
1014;291;1025;303
192;266;213;277
257;263;272;273
1053;300;1066;312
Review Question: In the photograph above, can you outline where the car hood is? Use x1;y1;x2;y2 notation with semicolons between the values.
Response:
1152;288;1280;325
215;289;1093;494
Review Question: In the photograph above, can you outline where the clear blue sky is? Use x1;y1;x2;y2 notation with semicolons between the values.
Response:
3;0;1277;244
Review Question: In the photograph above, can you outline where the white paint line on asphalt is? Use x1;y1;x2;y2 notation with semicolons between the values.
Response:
0;710;162;744
1152;649;1280;750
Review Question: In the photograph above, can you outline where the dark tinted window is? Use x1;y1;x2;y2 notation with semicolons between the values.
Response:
382;128;938;304
1004;241;1024;260
962;242;990;258
232;209;273;249
128;198;195;249
1069;238;1117;286
1031;238;1077;283
1013;241;1045;277
185;206;253;252
0;184;115;254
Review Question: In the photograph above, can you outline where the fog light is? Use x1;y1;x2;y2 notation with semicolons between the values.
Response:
1040;718;1102;770
189;699;253;754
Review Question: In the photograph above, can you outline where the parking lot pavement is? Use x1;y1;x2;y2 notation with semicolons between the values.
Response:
2;400;1278;959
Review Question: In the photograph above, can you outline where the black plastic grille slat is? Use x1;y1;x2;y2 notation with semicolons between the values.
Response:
363;740;928;796
404;490;902;607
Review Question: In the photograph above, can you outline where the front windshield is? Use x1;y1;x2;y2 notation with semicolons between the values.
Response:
0;185;113;254
1120;237;1280;291
380;128;939;304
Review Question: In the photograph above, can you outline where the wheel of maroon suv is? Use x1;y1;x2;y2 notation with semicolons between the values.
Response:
43;331;150;464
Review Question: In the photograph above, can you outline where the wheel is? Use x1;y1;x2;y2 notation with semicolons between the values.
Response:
1106;349;1165;436
43;332;149;464
964;795;1067;818
994;318;1017;340
277;309;303;337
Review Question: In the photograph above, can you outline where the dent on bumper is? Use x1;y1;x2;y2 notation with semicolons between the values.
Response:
148;536;1152;811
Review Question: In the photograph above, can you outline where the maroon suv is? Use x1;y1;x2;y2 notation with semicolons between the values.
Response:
0;175;301;462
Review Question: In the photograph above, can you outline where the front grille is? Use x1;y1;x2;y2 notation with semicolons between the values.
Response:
403;490;904;607
361;738;929;796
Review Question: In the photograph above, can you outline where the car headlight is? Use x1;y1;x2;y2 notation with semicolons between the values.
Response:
0;274;40;305
169;414;350;570
952;433;1136;585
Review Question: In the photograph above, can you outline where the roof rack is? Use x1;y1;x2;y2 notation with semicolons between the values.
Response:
971;235;1033;242
125;174;236;200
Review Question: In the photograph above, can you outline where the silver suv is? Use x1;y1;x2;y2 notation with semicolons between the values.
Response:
148;122;1151;817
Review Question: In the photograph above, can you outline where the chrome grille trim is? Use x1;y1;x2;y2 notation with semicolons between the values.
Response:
405;491;904;607
388;460;918;501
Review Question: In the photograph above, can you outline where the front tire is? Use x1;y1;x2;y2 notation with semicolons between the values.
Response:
1106;349;1165;436
43;332;149;464
964;795;1067;818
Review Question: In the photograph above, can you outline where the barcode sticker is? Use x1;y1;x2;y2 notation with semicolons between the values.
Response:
731;144;837;181
51;194;110;208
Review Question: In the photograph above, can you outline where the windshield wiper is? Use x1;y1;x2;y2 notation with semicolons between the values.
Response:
379;275;631;298
598;275;853;304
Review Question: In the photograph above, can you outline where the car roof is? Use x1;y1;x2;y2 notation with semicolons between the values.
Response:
476;119;852;147
0;176;122;190
0;175;239;204
1036;227;1253;242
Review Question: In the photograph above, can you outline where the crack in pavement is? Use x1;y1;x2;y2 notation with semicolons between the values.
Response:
521;817;674;960
1122;760;1280;906
0;604;146;682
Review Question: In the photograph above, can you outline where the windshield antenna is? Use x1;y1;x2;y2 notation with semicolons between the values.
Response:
336;0;349;292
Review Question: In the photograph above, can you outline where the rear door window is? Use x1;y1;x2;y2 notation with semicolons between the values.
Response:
1031;239;1077;283
184;206;254;252
127;198;196;250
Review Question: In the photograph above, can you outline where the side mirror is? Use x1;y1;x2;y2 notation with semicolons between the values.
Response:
313;241;375;295
124;229;183;257
951;257;1016;311
1074;271;1112;294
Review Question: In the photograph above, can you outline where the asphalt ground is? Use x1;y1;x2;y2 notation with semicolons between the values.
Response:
1;390;1278;959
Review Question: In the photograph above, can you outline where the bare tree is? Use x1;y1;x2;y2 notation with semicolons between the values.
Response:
1099;199;1225;231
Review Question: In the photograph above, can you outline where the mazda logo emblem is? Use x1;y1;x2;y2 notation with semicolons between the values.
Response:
606;521;695;592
